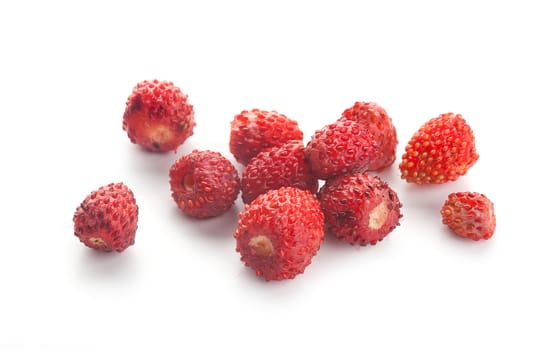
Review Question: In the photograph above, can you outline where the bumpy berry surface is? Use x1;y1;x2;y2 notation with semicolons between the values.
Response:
305;119;378;180
318;173;402;246
234;187;325;281
399;113;478;184
229;109;303;165
441;192;496;241
241;140;318;204
170;150;240;218
122;79;195;152
73;183;139;252
340;101;398;171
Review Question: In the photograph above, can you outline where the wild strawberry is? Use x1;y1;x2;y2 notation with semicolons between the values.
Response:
73;183;139;252
399;113;479;184
340;101;398;171
318;173;402;246
440;192;496;241
304;119;378;180
241;140;318;204
234;187;324;281
169;150;240;218
122;79;195;152
229;109;303;165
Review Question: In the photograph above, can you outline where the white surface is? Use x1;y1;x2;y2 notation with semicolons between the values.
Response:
1;1;547;349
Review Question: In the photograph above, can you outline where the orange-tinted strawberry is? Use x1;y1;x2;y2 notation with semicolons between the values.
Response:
73;183;139;252
340;102;398;171
399;113;479;184
169;150;240;218
122;79;195;152
234;187;324;281
229;109;303;165
441;192;495;241
241;140;318;204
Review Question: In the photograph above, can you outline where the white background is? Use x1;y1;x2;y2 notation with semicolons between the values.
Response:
1;1;547;349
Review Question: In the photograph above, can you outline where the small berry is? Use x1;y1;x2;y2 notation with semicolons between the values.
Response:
229;109;303;165
399;113;479;184
122;79;195;152
170;150;240;218
441;192;496;241
73;183;139;252
340;101;398;171
318;173;402;246
305;119;378;180
241;140;318;204
235;187;325;281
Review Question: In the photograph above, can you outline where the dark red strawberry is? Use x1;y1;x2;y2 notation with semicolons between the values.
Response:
318;173;402;246
169;150;240;218
73;183;139;252
122;79;195;152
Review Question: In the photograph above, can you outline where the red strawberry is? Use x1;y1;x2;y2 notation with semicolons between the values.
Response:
340;101;398;171
122;79;195;152
229;109;303;165
440;192;496;241
304;119;378;180
399;113;479;184
234;187;324;281
318;173;402;246
241;140;318;204
73;183;139;252
169;150;240;218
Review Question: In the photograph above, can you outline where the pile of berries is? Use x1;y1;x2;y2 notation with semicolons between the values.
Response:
73;79;496;281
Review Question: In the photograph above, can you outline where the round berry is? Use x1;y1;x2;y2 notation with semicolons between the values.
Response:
122;79;195;152
318;173;402;246
169;150;240;218
340;101;398;171
241;140;318;204
235;187;325;281
229;109;303;165
305;119;378;180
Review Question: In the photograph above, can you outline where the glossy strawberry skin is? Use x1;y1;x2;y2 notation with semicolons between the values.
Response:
73;183;139;252
234;187;325;281
122;79;195;152
399;113;479;184
241;140;318;204
229;109;303;165
169;150;240;219
318;173;402;246
340;102;398;171
441;192;496;241
305;119;378;180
